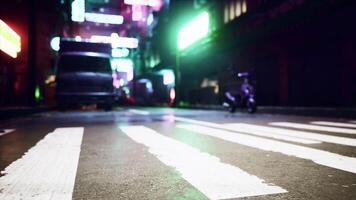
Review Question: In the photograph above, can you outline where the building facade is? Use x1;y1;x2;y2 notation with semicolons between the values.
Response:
150;0;356;107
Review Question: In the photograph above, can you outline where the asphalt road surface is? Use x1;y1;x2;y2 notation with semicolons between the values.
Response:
1;107;356;200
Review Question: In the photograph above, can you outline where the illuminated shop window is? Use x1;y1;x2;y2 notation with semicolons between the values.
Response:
224;4;229;24
229;1;235;20
242;0;247;13
235;0;241;17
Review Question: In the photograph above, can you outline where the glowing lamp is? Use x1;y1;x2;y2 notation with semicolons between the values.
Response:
0;20;21;58
178;12;209;50
50;36;60;51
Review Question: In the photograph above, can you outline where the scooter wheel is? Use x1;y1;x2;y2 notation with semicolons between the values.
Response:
229;106;236;113
247;101;257;113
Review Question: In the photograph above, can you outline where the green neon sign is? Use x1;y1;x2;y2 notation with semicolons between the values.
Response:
177;12;209;50
35;85;41;101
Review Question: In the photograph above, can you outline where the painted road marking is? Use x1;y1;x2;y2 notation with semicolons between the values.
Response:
310;121;356;129
173;117;356;174
164;116;319;144
129;109;150;115
223;124;320;144
0;129;15;137
120;126;287;200
0;127;84;200
226;123;356;147
270;122;356;135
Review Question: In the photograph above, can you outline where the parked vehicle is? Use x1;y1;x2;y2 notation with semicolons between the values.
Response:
56;40;115;111
223;72;257;113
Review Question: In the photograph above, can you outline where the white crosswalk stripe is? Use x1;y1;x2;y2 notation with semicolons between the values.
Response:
224;123;321;144
129;109;150;115
164;116;319;144
0;129;15;137
120;125;287;200
311;121;356;129
0;127;84;200
270;122;356;134
173;117;356;174
226;123;356;147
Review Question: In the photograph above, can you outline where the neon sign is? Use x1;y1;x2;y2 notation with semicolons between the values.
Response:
85;13;124;24
0;20;21;58
90;34;139;48
112;48;130;58
71;0;85;22
124;0;161;7
178;12;209;50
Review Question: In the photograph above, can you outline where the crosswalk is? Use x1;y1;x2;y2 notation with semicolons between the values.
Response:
120;126;287;199
0;128;83;200
0;129;15;137
1;117;356;199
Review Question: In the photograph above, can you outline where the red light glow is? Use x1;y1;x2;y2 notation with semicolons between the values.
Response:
169;88;176;103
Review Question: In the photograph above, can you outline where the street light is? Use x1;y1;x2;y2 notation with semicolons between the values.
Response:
175;11;210;105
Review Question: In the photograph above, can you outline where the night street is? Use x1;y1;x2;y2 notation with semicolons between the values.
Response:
1;108;356;199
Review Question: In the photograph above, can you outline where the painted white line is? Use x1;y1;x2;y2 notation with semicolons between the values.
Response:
226;123;356;147
120;126;287;200
0;129;15;137
165;116;318;144
311;121;356;129
0;127;84;200
270;122;356;135
129;109;150;115
350;121;356;124
173;117;356;174
224;124;320;144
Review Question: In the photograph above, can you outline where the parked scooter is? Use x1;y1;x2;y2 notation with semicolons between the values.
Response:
223;72;257;113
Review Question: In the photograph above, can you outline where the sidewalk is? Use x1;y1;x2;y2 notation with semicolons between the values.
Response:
0;106;50;121
176;104;356;119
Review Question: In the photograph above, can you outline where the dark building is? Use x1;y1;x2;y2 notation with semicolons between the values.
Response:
149;0;356;107
0;0;69;107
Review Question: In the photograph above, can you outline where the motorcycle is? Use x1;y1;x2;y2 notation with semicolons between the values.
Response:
223;72;257;113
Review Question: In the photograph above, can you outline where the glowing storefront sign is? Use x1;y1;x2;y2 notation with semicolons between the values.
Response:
160;69;175;85
89;34;138;49
71;0;85;22
178;12;209;50
85;13;124;24
124;0;161;7
111;33;138;48
0;20;21;58
111;59;134;81
132;5;143;21
112;48;130;58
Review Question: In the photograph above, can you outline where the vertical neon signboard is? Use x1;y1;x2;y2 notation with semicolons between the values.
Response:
71;0;85;22
0;20;21;58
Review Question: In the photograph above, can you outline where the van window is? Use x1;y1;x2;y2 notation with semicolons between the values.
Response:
59;55;112;73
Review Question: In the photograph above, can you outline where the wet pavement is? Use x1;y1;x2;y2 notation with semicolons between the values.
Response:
0;107;356;199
